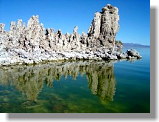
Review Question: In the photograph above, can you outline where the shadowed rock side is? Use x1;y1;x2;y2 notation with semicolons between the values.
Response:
0;4;141;66
0;61;116;102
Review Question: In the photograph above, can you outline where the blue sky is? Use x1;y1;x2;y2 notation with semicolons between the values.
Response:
0;0;150;45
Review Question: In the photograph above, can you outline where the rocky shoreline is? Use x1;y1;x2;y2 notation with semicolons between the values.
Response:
0;47;141;66
0;4;141;66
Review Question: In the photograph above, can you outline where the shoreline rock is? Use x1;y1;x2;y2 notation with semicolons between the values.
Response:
0;4;142;66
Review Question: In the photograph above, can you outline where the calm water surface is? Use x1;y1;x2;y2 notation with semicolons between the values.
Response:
0;46;150;113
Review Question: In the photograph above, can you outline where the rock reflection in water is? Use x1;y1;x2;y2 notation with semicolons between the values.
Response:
86;63;115;101
0;61;116;102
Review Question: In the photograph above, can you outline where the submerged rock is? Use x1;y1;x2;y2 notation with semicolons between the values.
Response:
0;4;142;66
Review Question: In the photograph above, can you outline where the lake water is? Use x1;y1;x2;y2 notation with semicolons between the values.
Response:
0;46;150;113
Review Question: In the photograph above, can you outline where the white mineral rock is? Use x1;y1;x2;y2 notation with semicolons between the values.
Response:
0;4;141;66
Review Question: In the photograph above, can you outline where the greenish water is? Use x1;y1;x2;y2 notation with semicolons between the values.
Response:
0;47;150;113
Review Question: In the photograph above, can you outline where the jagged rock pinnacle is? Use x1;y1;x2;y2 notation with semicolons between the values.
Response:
0;4;141;66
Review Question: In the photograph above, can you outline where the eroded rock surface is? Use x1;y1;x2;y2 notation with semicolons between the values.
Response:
0;4;141;66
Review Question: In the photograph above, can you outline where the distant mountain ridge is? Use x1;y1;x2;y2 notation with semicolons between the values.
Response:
123;43;150;47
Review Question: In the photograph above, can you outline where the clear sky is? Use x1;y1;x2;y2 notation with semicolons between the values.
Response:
0;0;150;45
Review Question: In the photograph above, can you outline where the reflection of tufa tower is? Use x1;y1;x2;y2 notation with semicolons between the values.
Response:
0;61;116;102
86;62;116;101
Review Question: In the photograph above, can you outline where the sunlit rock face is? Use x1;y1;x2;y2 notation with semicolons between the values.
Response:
0;23;5;33
0;61;116;102
88;4;119;48
0;4;142;66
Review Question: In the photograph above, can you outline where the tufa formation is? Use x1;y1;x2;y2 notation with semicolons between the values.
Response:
0;4;141;66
